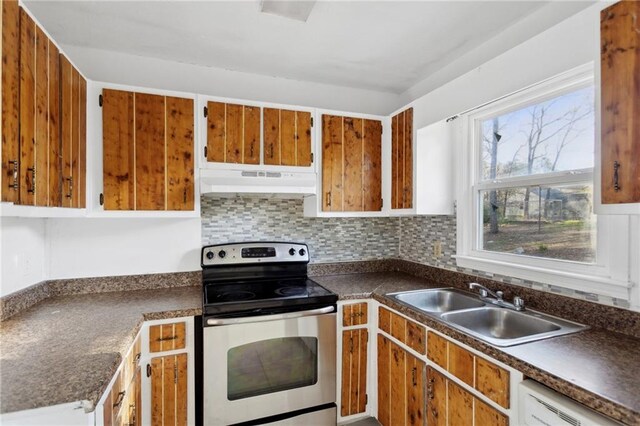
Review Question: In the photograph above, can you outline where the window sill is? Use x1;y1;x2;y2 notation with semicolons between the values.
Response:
455;254;632;300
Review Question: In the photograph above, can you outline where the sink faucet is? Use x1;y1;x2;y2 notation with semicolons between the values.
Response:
468;283;525;311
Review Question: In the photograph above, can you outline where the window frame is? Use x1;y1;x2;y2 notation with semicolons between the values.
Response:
455;64;631;300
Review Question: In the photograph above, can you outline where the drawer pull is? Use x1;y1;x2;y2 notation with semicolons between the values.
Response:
27;167;35;194
133;352;141;364
156;335;178;342
8;160;18;190
613;161;621;192
113;391;126;409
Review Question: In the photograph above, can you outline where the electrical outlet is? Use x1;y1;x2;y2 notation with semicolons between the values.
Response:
433;241;442;258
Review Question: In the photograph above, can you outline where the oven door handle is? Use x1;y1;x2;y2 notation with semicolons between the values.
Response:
206;305;335;326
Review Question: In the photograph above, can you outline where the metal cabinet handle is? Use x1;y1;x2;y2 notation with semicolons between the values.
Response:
8;160;19;190
411;367;417;386
270;145;274;159
65;176;73;199
26;167;36;194
206;305;335;326
155;335;178;342
326;192;332;207
113;391;126;409
613;161;621;192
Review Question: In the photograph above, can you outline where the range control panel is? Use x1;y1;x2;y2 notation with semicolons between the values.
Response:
201;242;309;266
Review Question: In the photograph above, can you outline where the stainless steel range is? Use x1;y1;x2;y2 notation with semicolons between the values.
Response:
200;242;338;425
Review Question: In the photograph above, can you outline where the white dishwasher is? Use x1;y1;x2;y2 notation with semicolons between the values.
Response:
519;380;621;426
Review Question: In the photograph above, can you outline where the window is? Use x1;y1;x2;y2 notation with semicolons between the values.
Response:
456;65;631;300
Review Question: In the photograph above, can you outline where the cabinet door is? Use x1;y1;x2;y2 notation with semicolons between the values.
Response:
426;367;446;426
340;329;368;417
166;96;194;210
60;55;85;208
322;114;343;211
322;114;382;212
263;108;312;167
405;353;424;426
448;381;473;425
135;93;165;210
389;340;406;425
363;118;382;211
391;108;413;209
206;101;260;165
1;0;20;203
150;353;188;426
102;89;135;210
103;89;194;211
377;334;390;426
600;1;640;204
19;8;35;205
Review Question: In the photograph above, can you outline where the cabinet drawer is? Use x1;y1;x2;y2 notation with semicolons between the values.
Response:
476;357;510;408
149;321;186;353
426;331;510;408
426;331;447;369
378;307;426;354
342;302;368;327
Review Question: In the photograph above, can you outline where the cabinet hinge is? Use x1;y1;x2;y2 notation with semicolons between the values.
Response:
146;364;151;378
203;106;208;118
204;146;208;158
310;152;314;163
99;193;104;206
98;94;103;107
310;117;314;127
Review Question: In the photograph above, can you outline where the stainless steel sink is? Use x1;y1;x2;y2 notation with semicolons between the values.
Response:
441;307;586;346
387;288;587;346
390;288;486;313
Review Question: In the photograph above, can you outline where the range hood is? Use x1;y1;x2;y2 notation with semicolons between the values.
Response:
199;168;317;198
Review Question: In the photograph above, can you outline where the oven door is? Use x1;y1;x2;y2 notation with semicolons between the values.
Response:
203;306;337;425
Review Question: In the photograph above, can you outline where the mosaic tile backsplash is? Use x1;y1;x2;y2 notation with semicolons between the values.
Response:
201;196;399;263
201;196;630;309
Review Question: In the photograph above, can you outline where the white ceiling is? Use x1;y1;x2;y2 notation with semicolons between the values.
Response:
25;1;593;94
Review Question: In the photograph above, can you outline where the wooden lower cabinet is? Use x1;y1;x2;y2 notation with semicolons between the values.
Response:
340;328;368;417
377;334;425;426
427;367;508;426
150;353;188;426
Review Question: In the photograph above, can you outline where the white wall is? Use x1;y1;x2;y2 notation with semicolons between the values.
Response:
0;217;47;297
61;45;398;116
46;218;201;280
399;2;609;128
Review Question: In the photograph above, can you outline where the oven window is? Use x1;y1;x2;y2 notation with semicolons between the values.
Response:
227;337;318;401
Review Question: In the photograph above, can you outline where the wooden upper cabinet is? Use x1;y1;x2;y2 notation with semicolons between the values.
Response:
15;8;67;207
60;55;86;208
263;107;312;167
600;1;640;204
102;89;194;211
322;114;382;212
2;0;20;203
206;101;260;165
391;107;413;209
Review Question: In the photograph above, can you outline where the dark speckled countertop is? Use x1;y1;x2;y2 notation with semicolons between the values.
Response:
314;272;640;425
2;270;639;424
0;286;201;414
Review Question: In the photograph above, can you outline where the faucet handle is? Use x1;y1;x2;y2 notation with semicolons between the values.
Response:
513;296;525;310
496;290;504;300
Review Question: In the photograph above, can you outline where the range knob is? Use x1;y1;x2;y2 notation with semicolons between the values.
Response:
218;250;226;259
206;251;214;260
299;248;306;256
289;248;296;256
